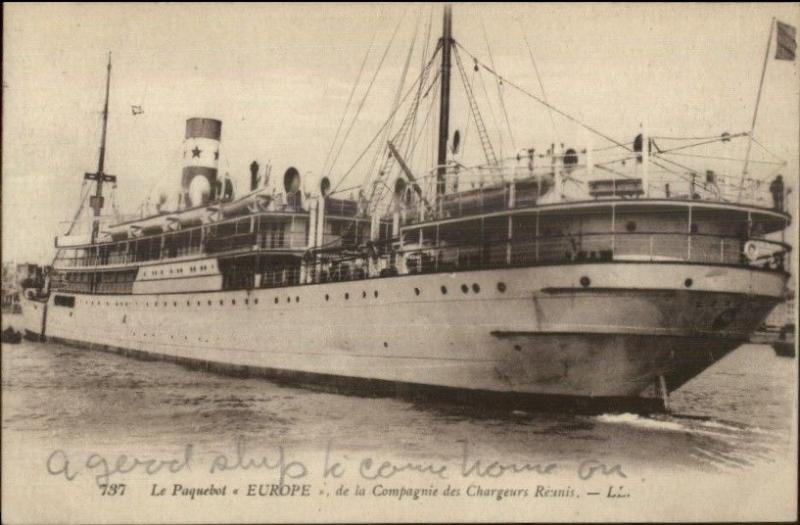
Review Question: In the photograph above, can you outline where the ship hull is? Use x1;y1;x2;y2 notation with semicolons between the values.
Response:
26;262;786;412
20;294;47;341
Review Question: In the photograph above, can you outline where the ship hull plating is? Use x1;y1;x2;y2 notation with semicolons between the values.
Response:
24;263;786;412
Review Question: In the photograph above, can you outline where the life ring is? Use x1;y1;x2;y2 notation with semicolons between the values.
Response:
744;241;759;261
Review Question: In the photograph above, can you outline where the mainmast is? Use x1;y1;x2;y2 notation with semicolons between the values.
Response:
436;4;453;198
85;52;117;243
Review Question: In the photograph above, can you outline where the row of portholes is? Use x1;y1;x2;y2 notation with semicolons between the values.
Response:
142;297;261;308
86;300;133;307
142;263;214;278
624;221;700;234
324;290;381;301
415;282;506;296
76;281;511;310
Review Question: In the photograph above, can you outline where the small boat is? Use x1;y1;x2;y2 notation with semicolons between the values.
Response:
772;324;796;357
1;326;22;344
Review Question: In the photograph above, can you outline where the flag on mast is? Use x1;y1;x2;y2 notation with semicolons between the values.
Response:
775;20;796;60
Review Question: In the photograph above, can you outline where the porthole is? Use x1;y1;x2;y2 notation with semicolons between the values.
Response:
197;301;201;306
219;300;224;306
208;300;212;306
472;283;480;293
690;223;699;234
345;293;350;300
374;290;378;298
295;296;300;303
414;288;420;296
287;297;291;303
383;342;388;348
684;278;693;288
231;299;236;305
186;301;190;306
461;284;469;293
244;298;249;305
497;282;506;292
173;301;177;307
362;291;367;298
625;221;637;232
325;294;330;301
441;286;448;295
580;276;591;287
254;298;259;305
274;297;279;304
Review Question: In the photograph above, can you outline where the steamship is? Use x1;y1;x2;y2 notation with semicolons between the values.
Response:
21;7;793;412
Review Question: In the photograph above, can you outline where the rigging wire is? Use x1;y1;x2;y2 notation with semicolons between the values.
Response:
369;58;439;206
405;77;440;176
481;18;516;153
401;5;435;163
654;132;749;154
474;59;503;155
518;18;557;139
320;23;380;178
456;41;690;180
455;41;631;152
661;150;786;166
363;7;421;190
330;46;441;194
325;12;407;180
458;56;476;157
452;46;498;167
750;134;787;162
652;134;740;141
366;14;437;208
64;182;93;236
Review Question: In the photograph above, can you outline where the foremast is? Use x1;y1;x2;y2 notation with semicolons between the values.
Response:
84;52;117;243
435;5;453;201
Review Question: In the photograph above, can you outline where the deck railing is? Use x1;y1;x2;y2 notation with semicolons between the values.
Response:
401;169;787;225
401;232;790;274
244;231;789;291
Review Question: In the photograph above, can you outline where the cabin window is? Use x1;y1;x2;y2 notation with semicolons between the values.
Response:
54;295;75;308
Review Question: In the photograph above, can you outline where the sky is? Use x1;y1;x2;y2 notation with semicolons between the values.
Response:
3;2;799;264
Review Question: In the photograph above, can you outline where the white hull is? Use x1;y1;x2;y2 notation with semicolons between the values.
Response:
22;262;785;410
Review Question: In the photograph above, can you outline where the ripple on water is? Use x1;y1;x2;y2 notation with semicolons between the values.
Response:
1;338;794;472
